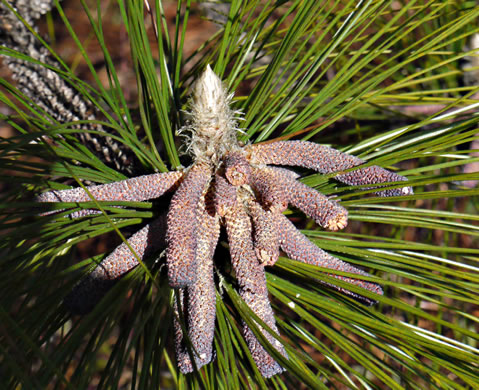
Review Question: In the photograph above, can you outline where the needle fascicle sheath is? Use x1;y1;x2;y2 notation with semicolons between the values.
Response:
175;192;220;373
166;163;212;288
224;186;287;378
277;213;383;305
248;141;413;197
36;171;184;218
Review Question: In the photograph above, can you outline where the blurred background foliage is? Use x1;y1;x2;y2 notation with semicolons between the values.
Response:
1;0;479;388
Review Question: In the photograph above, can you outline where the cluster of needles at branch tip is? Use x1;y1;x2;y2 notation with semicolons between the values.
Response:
36;65;413;377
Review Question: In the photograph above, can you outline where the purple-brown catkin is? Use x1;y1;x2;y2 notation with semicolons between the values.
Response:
288;180;348;231
249;167;294;212
247;199;280;266
64;216;167;314
175;193;220;373
223;151;252;186
249;141;413;197
254;167;348;231
36;171;184;218
213;172;237;217
224;189;287;378
166;163;212;288
276;214;383;305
